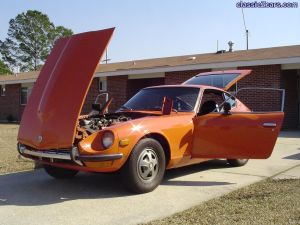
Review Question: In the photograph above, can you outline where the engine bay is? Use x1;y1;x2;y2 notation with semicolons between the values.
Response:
80;113;131;132
75;111;153;141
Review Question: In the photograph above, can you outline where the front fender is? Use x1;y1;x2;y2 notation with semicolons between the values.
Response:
78;113;194;171
113;114;194;167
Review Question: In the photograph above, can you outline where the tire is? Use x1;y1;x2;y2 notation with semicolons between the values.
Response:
227;159;249;167
121;138;166;194
43;164;78;179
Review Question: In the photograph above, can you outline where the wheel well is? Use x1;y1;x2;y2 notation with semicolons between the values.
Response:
143;133;171;165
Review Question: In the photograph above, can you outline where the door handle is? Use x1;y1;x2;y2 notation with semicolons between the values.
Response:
263;122;277;128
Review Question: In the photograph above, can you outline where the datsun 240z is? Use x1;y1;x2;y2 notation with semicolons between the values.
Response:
17;28;284;193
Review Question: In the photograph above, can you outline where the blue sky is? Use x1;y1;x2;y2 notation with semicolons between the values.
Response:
1;0;299;62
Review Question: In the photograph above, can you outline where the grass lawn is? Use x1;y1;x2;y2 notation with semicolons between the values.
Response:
0;124;35;174
146;179;300;225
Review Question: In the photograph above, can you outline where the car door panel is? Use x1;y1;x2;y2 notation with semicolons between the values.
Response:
192;112;284;159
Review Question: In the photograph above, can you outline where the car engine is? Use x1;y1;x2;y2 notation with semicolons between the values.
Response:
82;114;131;132
75;113;131;141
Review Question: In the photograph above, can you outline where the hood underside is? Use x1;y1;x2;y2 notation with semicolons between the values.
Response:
18;28;114;149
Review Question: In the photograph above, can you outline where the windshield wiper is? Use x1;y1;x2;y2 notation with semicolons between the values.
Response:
136;106;178;113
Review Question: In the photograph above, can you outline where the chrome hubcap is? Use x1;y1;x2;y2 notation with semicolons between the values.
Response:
137;148;159;181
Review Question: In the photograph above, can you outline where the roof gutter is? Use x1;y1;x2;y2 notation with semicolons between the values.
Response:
0;78;36;85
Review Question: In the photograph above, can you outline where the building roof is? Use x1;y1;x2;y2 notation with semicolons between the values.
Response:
0;70;39;84
1;45;300;84
97;45;300;73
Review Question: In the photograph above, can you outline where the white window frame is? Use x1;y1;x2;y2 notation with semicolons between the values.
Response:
1;85;5;96
20;83;34;105
99;77;107;92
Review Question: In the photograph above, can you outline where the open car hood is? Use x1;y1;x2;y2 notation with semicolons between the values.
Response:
18;28;114;149
182;70;252;91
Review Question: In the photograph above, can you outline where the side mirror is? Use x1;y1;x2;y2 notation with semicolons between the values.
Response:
223;102;231;115
162;97;173;115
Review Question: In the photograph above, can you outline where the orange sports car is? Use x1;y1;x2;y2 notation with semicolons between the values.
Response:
17;28;284;193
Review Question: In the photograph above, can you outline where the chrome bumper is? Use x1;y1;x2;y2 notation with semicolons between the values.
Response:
18;143;123;166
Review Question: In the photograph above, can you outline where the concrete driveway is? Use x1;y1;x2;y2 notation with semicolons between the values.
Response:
0;131;299;225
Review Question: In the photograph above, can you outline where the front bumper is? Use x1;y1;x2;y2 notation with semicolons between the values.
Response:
18;143;123;166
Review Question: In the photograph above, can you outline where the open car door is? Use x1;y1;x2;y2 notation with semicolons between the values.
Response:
191;111;284;159
183;70;252;91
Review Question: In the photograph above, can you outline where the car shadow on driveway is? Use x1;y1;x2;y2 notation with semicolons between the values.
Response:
0;160;232;206
0;170;128;206
279;131;300;138
283;153;300;160
162;159;234;187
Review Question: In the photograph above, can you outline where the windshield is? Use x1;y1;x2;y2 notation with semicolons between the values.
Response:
120;87;200;112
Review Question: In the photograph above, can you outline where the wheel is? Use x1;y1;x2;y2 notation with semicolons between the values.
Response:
227;159;249;167
121;138;166;193
43;164;78;179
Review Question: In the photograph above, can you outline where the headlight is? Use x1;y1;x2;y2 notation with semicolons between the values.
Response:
17;142;26;153
102;131;114;149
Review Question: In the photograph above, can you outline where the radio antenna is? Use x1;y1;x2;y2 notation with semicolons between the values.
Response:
241;8;249;50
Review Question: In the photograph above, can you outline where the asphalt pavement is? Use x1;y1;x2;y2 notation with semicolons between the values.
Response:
0;131;299;225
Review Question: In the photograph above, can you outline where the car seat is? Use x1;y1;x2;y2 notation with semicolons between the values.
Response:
199;100;217;115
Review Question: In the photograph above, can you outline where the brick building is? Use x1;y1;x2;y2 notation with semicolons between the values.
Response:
0;45;299;129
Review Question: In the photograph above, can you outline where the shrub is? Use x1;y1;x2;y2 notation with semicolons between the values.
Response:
6;114;15;122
